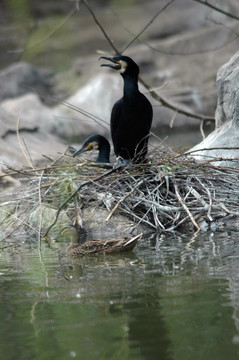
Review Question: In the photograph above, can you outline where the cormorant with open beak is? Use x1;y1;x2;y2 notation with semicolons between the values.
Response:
100;55;153;168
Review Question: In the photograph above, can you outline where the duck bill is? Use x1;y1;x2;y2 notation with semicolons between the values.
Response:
99;56;121;70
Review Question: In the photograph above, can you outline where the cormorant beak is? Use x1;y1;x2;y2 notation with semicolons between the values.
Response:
99;56;121;70
73;143;94;158
73;147;84;157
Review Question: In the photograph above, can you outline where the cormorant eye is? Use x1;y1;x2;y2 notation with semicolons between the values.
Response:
87;143;94;150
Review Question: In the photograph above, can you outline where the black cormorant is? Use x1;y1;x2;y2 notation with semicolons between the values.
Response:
73;134;110;164
100;55;153;167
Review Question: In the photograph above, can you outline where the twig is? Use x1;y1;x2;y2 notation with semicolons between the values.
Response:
200;119;206;140
73;196;83;229
82;0;119;54
106;180;144;221
185;147;239;155
0;206;40;241
17;118;37;172
22;85;110;132
170;110;178;128
193;0;239;21
38;171;44;243
139;78;215;122
195;177;213;221
174;183;200;230
121;0;175;53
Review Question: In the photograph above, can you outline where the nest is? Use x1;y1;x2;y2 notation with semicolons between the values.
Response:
1;145;239;241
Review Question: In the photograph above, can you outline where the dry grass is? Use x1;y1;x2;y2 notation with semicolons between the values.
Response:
1;144;239;241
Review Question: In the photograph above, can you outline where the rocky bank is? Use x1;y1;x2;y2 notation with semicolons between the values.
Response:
1;0;239;170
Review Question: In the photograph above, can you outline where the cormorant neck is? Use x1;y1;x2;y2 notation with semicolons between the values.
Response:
97;140;110;163
96;151;110;163
122;73;139;97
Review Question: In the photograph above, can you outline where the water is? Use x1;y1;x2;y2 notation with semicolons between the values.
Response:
1;231;239;360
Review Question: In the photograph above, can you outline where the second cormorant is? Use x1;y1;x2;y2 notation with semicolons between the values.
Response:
100;55;153;167
73;134;111;164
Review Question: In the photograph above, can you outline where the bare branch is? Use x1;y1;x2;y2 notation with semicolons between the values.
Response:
140;78;215;122
82;0;119;54
193;0;239;21
185;147;239;155
174;183;200;231
121;0;175;53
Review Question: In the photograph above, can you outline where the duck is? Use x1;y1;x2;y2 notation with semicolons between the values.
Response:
60;226;142;255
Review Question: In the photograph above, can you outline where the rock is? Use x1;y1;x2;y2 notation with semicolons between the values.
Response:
0;62;52;101
52;73;122;140
0;130;67;170
189;51;239;167
0;93;67;169
1;93;53;133
82;207;148;240
0;106;17;138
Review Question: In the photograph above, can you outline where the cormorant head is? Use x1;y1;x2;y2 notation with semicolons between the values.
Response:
73;134;103;157
73;134;110;163
100;55;139;79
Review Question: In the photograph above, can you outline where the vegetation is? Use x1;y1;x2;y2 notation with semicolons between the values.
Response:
1;140;239;243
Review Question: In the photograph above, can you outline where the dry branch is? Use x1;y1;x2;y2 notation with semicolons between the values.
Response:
1;144;239;240
193;0;239;21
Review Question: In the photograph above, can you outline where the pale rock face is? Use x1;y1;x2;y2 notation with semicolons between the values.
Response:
0;94;66;169
52;73;122;139
190;51;239;168
215;52;239;128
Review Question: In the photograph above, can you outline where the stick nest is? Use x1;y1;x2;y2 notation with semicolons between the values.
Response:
1;147;239;239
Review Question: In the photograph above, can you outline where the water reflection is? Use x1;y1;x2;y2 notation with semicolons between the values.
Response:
124;290;172;359
1;231;239;359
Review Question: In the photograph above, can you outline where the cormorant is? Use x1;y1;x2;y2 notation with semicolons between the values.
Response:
100;55;153;167
73;134;110;164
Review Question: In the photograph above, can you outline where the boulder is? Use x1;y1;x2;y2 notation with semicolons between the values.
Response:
0;94;66;169
1;93;53;133
189;51;239;167
52;73;121;140
0;62;52;101
82;207;147;240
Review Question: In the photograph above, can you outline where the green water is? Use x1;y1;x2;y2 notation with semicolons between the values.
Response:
1;231;239;360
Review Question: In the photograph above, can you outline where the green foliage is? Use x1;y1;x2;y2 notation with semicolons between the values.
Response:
7;0;31;23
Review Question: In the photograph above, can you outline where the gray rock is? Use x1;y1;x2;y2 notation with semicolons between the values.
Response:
52;73;118;139
0;93;66;170
0;62;52;101
189;51;239;167
215;52;239;128
1;93;53;133
82;207;148;240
